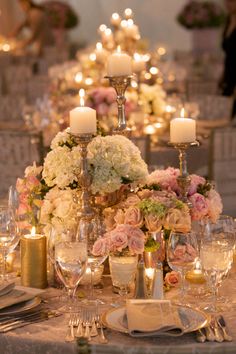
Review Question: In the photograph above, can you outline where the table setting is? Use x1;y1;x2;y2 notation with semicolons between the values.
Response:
0;7;235;354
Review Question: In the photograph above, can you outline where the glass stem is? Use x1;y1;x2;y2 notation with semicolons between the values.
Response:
2;251;7;281
90;265;95;300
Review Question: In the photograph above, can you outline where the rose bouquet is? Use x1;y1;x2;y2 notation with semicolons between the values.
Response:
177;1;225;29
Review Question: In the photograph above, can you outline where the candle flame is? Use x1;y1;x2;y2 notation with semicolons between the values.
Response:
195;260;201;271
99;24;107;32
117;45;121;53
79;89;85;106
145;267;155;279
96;42;102;50
112;12;119;20
124;8;133;19
180;108;185;118
75;72;83;83
31;226;36;237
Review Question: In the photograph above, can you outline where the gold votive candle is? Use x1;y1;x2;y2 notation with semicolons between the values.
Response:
21;229;47;289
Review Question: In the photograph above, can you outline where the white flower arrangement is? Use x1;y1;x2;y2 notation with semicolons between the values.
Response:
139;83;166;116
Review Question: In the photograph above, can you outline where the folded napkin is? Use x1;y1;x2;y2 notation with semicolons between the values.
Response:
0;285;44;312
126;299;184;337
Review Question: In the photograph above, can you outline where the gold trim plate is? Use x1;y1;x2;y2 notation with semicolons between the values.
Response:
102;304;209;335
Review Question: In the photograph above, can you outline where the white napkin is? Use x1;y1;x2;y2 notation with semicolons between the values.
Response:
126;299;184;337
0;285;44;311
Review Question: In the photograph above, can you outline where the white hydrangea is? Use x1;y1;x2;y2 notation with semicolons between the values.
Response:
42;131;148;195
88;135;148;194
42;145;81;188
40;187;78;234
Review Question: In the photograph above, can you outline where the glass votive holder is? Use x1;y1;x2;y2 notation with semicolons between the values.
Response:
80;265;104;286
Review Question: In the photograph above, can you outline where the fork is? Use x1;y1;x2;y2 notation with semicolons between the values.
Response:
217;315;232;342
65;313;76;342
96;314;108;344
83;310;91;342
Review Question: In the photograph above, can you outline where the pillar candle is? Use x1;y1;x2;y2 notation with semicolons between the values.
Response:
107;47;132;76
170;118;196;143
21;228;47;289
94;42;107;64
111;13;121;27
70;107;97;135
132;53;146;73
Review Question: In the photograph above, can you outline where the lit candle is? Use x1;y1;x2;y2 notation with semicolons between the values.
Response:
124;8;133;19
185;260;206;284
132;53;146;73
21;227;47;289
94;42;107;64
107;46;132;76
170;108;196;143
124;19;140;39
111;12;121;27
70;89;97;135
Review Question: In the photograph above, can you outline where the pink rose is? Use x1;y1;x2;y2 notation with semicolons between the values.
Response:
25;175;40;191
128;236;144;255
137;189;153;199
189;193;209;221
206;189;223;223
173;244;186;259
164;207;191;233
121;194;140;208
19;193;29;204
92;238;108;256
124;206;144;228
165;271;181;287
17;202;31;215
188;175;206;196
145;214;162;232
173;244;197;263
110;231;128;252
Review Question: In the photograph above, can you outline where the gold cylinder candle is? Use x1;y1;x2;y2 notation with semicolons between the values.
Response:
21;228;47;289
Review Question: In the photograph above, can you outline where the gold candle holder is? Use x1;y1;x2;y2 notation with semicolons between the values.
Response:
169;141;199;205
105;75;132;133
21;228;47;289
73;133;95;220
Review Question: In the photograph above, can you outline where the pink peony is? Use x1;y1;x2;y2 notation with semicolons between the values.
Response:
164;207;191;233
124;206;144;228
128;236;144;255
147;167;180;192
189;193;209;221
165;271;181;287
206;189;223;223
188;175;206;196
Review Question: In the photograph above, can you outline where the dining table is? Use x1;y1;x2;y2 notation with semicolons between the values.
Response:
1;262;236;354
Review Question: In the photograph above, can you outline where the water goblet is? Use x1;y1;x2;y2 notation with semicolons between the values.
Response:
0;206;19;283
200;220;234;312
54;226;87;313
167;231;199;304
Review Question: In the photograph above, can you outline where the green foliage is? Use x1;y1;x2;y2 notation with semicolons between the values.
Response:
139;199;167;218
197;181;212;197
144;237;160;252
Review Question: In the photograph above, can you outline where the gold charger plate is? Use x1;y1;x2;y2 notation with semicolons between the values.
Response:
102;304;209;336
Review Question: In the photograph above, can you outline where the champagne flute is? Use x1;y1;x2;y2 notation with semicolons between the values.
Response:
54;226;87;313
167;231;198;304
0;206;19;283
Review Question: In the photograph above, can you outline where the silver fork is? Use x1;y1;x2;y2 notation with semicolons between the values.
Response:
83;310;91;342
96;314;108;344
65;313;76;342
75;312;84;338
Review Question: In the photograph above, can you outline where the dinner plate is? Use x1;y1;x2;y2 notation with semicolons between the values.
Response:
0;297;41;316
102;305;209;335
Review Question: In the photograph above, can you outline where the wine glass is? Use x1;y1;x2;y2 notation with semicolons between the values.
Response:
78;218;108;304
200;220;234;312
0;206;19;283
54;226;87;313
167;231;199;304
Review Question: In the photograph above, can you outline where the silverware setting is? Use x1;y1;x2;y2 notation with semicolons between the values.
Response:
0;310;61;333
196;315;232;343
65;309;108;344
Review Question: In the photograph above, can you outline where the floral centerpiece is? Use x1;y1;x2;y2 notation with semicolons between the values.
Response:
16;129;148;235
177;1;225;29
139;84;166;116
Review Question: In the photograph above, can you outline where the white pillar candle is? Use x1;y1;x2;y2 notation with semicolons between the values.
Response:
107;47;132;76
111;12;121;26
94;42;107;64
124;8;133;20
70;91;97;135
133;53;146;73
170;118;196;143
125;20;140;39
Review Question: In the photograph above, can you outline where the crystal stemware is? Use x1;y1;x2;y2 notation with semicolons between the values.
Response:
167;231;198;304
200;219;234;312
0;206;19;283
54;226;87;313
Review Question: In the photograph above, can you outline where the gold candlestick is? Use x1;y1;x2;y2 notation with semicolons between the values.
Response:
21;228;47;289
169;141;199;205
105;75;132;133
73;133;95;220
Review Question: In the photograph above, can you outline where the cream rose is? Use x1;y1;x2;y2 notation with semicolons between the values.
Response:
124;207;144;228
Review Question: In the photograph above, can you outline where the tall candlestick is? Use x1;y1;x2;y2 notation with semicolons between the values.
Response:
107;47;132;77
70;91;97;135
21;227;47;289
